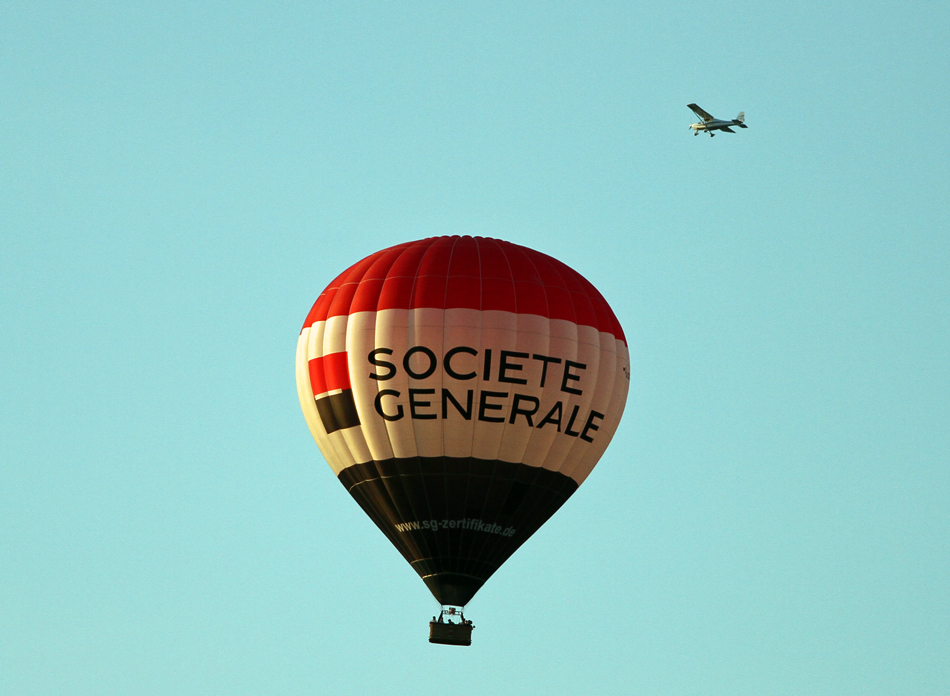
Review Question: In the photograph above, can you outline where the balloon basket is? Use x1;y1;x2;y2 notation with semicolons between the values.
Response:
429;607;474;646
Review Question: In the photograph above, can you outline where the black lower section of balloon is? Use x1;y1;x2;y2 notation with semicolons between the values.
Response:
338;457;579;606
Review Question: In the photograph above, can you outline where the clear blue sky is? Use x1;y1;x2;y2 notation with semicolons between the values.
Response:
2;2;948;694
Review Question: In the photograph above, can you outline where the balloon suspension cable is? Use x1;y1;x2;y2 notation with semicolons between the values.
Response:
433;605;472;625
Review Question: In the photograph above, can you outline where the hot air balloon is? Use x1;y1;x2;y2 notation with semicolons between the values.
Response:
296;236;629;645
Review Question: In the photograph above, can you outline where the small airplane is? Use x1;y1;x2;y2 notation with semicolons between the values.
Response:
688;103;748;136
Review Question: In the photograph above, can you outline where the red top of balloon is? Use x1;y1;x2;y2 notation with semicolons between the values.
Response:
303;236;625;344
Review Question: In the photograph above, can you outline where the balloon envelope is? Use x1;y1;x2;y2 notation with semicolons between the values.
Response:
296;236;629;606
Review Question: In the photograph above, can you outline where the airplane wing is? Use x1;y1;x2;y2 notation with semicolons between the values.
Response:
687;103;714;122
720;126;736;133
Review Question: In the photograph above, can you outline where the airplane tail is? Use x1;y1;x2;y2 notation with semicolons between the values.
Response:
735;111;748;128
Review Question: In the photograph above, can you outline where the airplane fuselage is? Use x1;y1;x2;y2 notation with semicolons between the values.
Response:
690;119;744;133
